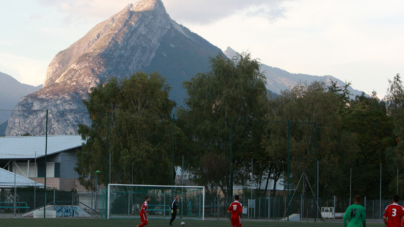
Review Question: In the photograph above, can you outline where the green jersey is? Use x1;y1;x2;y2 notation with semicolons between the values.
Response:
343;204;366;227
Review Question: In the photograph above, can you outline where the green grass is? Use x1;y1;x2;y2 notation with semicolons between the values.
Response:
0;219;385;227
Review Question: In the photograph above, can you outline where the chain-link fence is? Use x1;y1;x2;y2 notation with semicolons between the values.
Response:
203;195;390;220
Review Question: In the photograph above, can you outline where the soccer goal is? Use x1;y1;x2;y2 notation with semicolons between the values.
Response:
106;184;205;220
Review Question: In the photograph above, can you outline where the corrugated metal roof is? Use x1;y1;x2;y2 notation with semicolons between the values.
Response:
0;168;46;188
0;135;84;159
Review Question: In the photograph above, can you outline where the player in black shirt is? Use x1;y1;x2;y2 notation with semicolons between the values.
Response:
169;195;179;226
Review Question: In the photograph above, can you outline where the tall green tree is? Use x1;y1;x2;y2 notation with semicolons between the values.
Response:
263;81;360;197
341;93;395;198
76;72;176;189
385;74;404;194
176;53;269;196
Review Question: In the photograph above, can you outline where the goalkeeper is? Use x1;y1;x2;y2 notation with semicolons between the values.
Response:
169;195;179;226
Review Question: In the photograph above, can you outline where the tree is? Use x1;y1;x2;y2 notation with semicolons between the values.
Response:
176;53;269;196
263;81;360;197
76;72;176;189
385;74;404;194
341;93;395;198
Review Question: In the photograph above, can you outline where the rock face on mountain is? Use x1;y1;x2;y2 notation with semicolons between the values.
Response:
6;0;223;136
0;72;42;124
224;47;366;98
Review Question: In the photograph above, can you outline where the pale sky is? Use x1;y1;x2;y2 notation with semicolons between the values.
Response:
0;0;403;97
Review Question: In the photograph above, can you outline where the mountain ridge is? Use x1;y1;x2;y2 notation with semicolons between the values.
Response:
224;47;366;97
6;0;223;136
0;72;42;124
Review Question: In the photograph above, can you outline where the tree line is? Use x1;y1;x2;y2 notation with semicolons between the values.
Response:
75;53;404;199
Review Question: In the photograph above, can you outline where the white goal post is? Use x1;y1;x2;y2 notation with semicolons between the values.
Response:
107;184;205;220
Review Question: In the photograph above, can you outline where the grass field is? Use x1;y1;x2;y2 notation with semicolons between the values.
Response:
0;219;385;227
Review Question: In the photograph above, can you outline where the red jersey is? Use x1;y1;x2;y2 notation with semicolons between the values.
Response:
384;203;403;227
140;201;148;215
228;201;242;216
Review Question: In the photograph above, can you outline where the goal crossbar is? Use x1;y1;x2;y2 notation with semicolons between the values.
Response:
107;184;205;220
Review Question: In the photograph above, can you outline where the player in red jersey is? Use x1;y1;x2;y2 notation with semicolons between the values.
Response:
137;196;150;227
384;194;404;227
228;195;243;227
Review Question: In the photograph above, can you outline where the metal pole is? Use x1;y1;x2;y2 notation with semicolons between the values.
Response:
333;196;336;220
164;192;166;218
300;195;303;220
14;161;16;218
251;158;253;200
91;185;94;217
314;121;317;222
128;193;130;217
230;118;233;198
364;196;366;211
287;120;290;221
95;173;98;213
380;163;382;219
109;154;111;183
268;194;271;219
53;189;55;210
397;169;399;194
34;151;37;210
317;160;319;207
350;168;352;205
172;115;175;186
44;109;48;219
181;155;184;219
105;111;109;218
182;156;184;185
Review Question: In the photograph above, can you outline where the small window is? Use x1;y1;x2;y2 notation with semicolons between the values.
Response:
55;163;60;178
38;164;46;177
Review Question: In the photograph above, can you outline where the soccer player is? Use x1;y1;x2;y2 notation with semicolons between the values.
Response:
228;195;243;227
343;195;366;227
137;196;150;227
384;195;404;227
169;195;179;226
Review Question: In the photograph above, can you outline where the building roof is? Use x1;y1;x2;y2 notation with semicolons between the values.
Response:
0;168;46;188
0;135;84;159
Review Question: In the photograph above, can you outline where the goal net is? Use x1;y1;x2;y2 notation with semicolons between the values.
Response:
106;184;205;220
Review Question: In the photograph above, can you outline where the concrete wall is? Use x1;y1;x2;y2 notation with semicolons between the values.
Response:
31;178;60;189
60;150;78;179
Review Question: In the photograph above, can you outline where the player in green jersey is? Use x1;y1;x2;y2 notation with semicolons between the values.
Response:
343;195;366;227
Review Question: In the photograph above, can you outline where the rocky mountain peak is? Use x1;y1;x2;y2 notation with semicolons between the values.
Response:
131;0;165;12
6;0;223;136
224;46;238;59
42;0;171;89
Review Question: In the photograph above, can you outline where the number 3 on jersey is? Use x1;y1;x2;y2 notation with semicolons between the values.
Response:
233;205;237;210
392;208;397;217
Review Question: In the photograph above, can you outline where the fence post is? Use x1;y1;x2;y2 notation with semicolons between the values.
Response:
333;196;336;220
164;192;166;218
259;198;261;219
128;193;130;217
268;195;270;219
91;189;93;217
373;201;374;219
14;186;17;218
364;196;366;212
199;193;202;219
53;189;56;210
218;200;220;218
300;195;303;219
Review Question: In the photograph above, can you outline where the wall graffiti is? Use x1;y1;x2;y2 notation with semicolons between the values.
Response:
56;206;79;217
